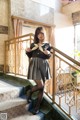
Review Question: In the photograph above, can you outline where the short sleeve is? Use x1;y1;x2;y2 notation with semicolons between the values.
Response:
43;43;52;59
30;43;35;49
46;43;52;51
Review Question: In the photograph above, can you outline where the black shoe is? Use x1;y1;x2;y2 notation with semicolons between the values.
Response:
25;85;31;91
27;90;32;103
31;109;39;115
27;99;32;103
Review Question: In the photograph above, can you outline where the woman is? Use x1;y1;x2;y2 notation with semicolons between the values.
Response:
26;27;51;114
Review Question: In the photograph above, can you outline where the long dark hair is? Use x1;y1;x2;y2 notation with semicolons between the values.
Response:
34;27;43;44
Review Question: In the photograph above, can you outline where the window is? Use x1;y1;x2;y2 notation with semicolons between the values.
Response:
75;24;80;51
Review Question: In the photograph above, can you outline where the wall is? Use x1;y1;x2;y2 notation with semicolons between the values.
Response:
54;5;74;57
61;1;80;58
54;0;62;12
11;0;24;17
31;0;70;28
54;1;80;34
56;1;80;56
54;12;72;28
10;0;74;56
11;0;54;25
0;0;9;72
62;1;80;16
9;0;54;40
32;0;62;12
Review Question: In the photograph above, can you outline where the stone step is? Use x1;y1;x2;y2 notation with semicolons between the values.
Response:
0;80;23;102
0;78;45;120
0;97;27;120
10;111;44;120
0;97;27;111
0;97;44;120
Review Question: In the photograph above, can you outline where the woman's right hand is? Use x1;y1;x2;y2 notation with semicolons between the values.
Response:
25;48;31;52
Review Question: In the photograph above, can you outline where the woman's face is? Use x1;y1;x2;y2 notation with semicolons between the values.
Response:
37;32;44;43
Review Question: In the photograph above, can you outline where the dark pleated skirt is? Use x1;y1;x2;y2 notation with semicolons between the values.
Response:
27;57;51;82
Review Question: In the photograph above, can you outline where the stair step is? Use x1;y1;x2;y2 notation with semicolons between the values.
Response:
0;97;44;120
0;97;27;111
0;97;28;120
0;80;24;102
0;78;44;120
10;112;44;120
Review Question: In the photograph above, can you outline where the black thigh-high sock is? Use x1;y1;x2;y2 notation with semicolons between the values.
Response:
34;88;44;111
27;80;44;102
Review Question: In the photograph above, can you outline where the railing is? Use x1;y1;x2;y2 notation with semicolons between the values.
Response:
49;46;80;120
4;34;80;119
4;33;34;76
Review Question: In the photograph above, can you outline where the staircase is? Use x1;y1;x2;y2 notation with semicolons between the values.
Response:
0;75;72;120
0;77;44;120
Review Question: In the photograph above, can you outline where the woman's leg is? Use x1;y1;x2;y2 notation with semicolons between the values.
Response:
27;80;44;105
34;87;44;112
31;80;44;92
31;80;45;114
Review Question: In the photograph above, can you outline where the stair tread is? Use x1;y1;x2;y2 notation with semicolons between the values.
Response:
0;80;22;93
0;80;24;102
0;87;22;94
10;112;44;120
0;97;27;111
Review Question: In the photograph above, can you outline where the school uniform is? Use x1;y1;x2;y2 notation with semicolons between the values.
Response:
26;42;51;82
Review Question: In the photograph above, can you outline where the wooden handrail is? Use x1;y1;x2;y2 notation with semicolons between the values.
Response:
5;34;80;68
5;33;34;42
51;46;80;67
5;39;34;45
55;54;80;72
